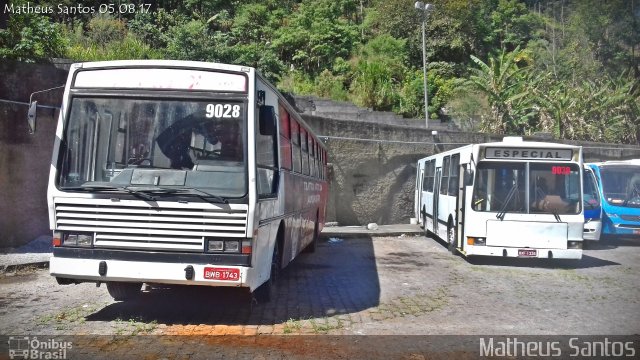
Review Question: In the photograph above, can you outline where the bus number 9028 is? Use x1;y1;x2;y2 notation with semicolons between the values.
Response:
206;104;241;119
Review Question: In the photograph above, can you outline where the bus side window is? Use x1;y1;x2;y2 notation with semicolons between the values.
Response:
423;160;434;192
256;105;278;197
448;154;460;195
440;156;450;195
278;104;292;170
291;119;301;173
301;127;309;175
310;138;316;178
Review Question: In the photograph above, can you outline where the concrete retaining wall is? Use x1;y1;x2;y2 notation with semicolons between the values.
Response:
302;115;640;225
294;95;456;130
1;61;639;247
0;61;69;248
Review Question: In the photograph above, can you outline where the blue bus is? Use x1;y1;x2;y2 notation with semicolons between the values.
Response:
587;160;640;239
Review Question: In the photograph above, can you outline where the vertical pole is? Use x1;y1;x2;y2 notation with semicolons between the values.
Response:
421;15;429;129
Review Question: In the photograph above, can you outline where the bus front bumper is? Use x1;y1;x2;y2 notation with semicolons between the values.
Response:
50;248;251;287
583;219;602;241
464;245;582;259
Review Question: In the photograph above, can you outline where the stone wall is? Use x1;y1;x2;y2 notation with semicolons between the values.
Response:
1;61;639;247
302;115;640;225
0;60;69;248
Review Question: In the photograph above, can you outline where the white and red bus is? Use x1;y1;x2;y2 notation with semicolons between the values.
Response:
31;60;328;302
415;137;584;259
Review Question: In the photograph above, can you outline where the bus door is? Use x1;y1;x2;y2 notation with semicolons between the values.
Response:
456;164;466;250
433;168;442;234
416;166;425;222
583;166;602;241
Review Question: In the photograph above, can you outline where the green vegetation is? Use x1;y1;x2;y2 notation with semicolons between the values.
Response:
1;0;637;143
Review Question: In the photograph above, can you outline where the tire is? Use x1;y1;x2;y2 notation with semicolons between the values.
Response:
303;216;319;253
422;211;429;237
253;276;273;304
447;222;457;255
106;282;142;301
253;243;280;303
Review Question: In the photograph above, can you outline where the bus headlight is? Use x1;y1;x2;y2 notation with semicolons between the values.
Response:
62;232;93;247
467;237;486;246
224;241;239;252
206;238;252;254
567;241;582;249
207;240;224;252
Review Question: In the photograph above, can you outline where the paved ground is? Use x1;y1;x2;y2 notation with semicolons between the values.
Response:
0;231;639;357
0;236;51;271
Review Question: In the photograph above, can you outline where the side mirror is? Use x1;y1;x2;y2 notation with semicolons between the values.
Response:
28;101;38;134
464;168;474;186
258;105;276;136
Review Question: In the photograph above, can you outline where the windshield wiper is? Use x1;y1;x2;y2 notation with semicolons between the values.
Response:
496;184;518;221
62;183;228;204
172;187;229;204
61;183;157;201
62;183;119;191
551;209;562;222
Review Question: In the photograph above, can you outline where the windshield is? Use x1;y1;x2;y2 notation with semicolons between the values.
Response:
58;97;247;198
599;166;640;208
472;162;526;213
472;162;581;215
529;163;580;214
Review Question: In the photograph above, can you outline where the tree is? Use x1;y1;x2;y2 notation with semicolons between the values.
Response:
228;2;285;82
349;34;406;110
273;0;359;75
467;47;536;134
128;9;189;49
165;19;214;61
537;74;639;143
0;8;67;62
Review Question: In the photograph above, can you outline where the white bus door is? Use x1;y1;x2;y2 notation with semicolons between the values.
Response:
417;168;425;223
433;168;442;235
456;164;466;251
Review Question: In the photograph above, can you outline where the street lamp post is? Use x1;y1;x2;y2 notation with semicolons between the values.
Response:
414;2;434;129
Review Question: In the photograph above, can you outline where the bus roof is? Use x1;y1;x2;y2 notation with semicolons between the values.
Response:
417;137;581;163
479;137;580;149
71;60;253;74
588;159;640;167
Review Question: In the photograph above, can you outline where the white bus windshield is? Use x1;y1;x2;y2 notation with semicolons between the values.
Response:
599;166;640;208
472;162;581;214
58;97;247;198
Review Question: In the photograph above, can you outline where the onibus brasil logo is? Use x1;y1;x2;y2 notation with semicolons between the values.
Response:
8;336;72;359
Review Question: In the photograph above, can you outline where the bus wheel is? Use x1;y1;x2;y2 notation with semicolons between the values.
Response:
422;212;428;237
447;223;457;255
106;282;142;301
303;216;319;253
254;244;280;303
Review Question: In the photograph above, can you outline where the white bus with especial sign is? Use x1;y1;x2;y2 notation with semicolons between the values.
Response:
415;137;584;259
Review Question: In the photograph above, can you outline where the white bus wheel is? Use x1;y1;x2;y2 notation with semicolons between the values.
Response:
254;244;280;303
106;282;142;301
447;223;457;255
